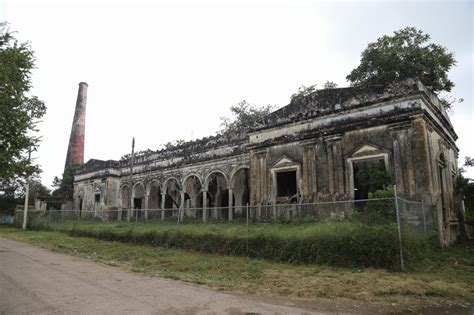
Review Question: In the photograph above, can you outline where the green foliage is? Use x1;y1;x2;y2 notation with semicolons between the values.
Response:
290;84;317;104
456;168;474;223
354;159;392;197
323;81;338;89
0;22;46;188
28;179;50;202
52;164;81;200
351;187;396;224
39;221;430;270
220;100;275;133
347;27;457;108
465;157;474;167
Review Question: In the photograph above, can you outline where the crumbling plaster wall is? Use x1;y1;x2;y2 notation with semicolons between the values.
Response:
72;79;460;242
116;153;250;211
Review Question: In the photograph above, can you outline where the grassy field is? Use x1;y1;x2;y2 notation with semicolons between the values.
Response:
25;219;434;269
0;225;473;310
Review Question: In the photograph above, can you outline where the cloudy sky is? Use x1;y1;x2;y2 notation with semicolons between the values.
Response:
2;0;473;186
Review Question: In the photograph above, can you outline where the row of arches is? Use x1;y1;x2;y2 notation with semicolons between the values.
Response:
119;168;249;221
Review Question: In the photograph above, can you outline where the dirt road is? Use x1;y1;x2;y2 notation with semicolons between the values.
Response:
0;237;323;314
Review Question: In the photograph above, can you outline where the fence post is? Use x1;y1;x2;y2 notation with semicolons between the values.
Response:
421;199;427;236
48;209;52;226
394;185;405;272
246;203;249;257
77;209;80;222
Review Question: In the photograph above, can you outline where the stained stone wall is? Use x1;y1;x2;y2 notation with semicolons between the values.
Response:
73;79;460;243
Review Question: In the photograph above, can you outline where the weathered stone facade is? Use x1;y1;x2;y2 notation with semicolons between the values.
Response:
73;79;461;243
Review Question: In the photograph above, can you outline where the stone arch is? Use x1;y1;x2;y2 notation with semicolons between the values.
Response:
182;173;203;188
132;182;146;210
163;177;181;210
146;180;161;211
163;176;181;193
230;166;250;218
204;170;229;191
182;174;203;216
205;171;229;219
229;165;249;186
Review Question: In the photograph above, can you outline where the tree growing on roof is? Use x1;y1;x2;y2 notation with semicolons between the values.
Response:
347;27;461;109
220;100;275;134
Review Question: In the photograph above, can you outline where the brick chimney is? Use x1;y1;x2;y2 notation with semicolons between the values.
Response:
65;82;88;169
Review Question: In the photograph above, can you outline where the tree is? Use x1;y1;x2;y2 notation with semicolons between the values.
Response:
457;158;474;223
290;84;317;104
347;27;458;108
323;81;338;89
465;157;474;167
0;22;46;190
28;179;50;203
220;100;275;134
354;160;392;200
52;164;81;200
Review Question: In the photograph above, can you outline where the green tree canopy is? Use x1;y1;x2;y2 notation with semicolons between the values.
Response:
347;27;456;99
290;84;317;104
52;164;81;200
0;22;46;190
220;100;275;134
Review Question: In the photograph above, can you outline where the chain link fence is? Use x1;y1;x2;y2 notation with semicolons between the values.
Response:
14;186;438;271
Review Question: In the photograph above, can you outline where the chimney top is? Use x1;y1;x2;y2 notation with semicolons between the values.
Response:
79;82;88;87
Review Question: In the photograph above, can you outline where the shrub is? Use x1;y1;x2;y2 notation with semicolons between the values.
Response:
60;221;429;270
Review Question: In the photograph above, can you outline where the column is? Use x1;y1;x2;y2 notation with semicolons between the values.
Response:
228;187;233;221
144;193;149;220
161;192;166;220
202;189;208;223
180;191;185;221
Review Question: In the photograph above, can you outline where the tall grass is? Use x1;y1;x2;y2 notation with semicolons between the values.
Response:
35;219;433;270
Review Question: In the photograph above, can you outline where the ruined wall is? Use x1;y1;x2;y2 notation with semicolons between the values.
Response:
73;79;460;241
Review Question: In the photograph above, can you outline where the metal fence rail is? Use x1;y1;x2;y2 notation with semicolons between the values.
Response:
37;196;435;230
14;187;438;272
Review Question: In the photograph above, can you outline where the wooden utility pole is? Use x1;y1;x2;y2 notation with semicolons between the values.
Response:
127;138;135;222
22;148;32;230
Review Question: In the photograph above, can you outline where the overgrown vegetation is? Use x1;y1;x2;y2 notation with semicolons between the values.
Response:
20;217;435;270
347;27;462;110
457;157;474;224
0;22;47;209
51;164;81;200
220;100;275;134
0;178;50;215
0;226;472;308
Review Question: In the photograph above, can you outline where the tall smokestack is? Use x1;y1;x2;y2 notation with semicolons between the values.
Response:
65;82;88;169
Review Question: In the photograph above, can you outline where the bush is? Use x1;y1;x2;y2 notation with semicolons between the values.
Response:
61;221;429;270
351;187;396;224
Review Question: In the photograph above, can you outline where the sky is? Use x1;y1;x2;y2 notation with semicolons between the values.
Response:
2;0;473;187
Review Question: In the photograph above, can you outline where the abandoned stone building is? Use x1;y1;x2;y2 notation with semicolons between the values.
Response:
73;79;461;243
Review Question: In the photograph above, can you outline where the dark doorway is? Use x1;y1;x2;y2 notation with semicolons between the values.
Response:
353;159;390;200
277;171;297;197
133;198;142;209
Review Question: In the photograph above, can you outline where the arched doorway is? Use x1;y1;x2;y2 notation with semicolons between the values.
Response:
147;181;161;219
183;175;202;219
206;172;228;220
163;178;181;218
133;183;145;218
231;168;250;219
